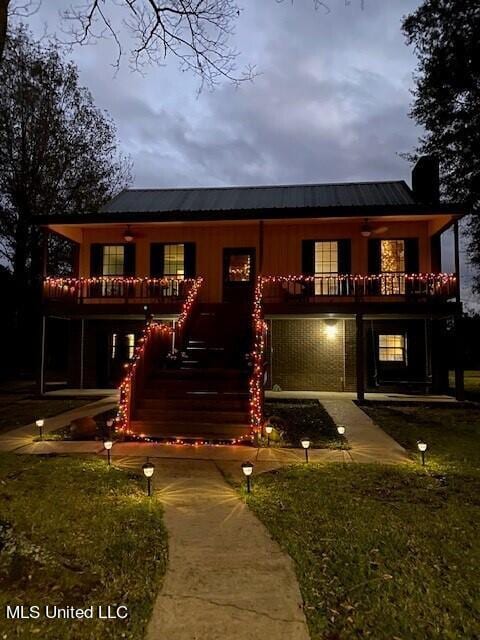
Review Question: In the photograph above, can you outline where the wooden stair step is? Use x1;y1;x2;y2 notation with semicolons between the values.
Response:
134;409;249;424
130;421;250;440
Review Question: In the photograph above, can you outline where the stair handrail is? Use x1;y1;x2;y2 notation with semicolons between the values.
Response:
116;276;204;436
175;276;204;350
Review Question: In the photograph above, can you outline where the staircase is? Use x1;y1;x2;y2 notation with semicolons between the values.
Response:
131;304;252;442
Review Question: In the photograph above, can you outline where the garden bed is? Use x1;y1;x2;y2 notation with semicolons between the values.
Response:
264;399;345;448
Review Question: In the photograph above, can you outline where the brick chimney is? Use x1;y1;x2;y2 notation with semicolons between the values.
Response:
411;155;440;205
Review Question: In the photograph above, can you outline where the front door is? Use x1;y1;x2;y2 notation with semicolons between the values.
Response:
223;248;256;303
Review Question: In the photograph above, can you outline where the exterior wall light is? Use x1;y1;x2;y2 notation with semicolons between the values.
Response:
36;419;45;440
417;440;427;466
337;425;346;436
142;461;155;496
104;440;113;466
241;461;254;493
300;437;311;463
324;319;338;339
123;225;134;242
265;424;273;447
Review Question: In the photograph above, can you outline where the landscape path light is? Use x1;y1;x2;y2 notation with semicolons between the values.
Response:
142;460;155;496
265;424;273;447
337;425;346;436
417;440;427;466
35;419;45;441
241;461;254;493
300;437;311;463
104;439;113;466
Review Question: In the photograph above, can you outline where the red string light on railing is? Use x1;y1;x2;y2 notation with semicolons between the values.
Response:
115;277;204;437
249;276;267;434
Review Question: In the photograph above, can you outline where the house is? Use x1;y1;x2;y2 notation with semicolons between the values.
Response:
37;157;466;441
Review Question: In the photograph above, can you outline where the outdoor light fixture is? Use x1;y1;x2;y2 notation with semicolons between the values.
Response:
241;461;254;493
123;225;134;242
36;419;45;440
142;460;155;496
265;424;273;447
104;439;113;466
361;219;373;237
417;440;428;466
300;437;311;463
324;319;338;339
337;425;346;436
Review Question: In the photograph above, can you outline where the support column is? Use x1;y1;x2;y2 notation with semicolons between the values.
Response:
39;315;46;395
355;312;365;402
454;314;465;401
80;318;85;390
454;220;461;304
258;220;264;274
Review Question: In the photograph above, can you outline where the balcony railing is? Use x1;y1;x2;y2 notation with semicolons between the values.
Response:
261;273;458;303
43;277;194;304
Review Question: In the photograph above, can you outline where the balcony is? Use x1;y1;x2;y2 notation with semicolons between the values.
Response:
42;277;194;313
261;273;458;310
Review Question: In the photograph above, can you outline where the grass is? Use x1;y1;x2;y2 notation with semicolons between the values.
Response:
449;369;480;401
361;403;480;474
246;405;480;639
264;399;345;448
0;454;167;639
0;398;95;435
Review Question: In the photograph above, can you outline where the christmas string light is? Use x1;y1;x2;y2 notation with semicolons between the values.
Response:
115;277;203;436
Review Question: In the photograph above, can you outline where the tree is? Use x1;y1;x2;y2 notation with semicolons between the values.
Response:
403;0;480;290
1;1;364;88
0;26;131;370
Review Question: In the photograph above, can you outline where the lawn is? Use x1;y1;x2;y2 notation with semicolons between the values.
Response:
0;397;95;435
0;454;167;639
246;405;480;639
264;399;345;448
449;369;480;401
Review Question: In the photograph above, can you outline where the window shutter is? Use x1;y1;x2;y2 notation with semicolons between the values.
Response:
302;240;315;275
404;238;419;273
150;244;165;277
90;244;103;276
368;239;381;274
124;244;136;276
338;239;351;274
184;243;196;278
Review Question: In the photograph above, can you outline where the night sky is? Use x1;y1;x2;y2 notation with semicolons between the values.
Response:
22;0;476;307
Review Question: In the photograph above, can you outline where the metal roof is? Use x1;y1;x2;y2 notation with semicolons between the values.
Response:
100;181;416;214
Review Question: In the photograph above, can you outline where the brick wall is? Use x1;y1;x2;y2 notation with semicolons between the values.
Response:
268;319;356;392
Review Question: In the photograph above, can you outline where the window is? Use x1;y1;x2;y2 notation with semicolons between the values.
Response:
380;240;405;294
227;253;252;282
164;244;185;278
314;241;338;295
102;246;125;276
378;334;407;363
127;333;135;360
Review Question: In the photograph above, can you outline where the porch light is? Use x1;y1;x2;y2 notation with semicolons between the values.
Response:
265;424;273;447
35;419;45;440
241;461;254;493
417;440;427;466
104;439;113;466
361;219;372;237
337;425;346;436
300;437;311;463
123;225;134;242
324;320;338;339
142;460;155;496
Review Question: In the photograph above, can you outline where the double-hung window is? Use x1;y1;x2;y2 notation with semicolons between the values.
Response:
314;241;339;295
378;334;407;364
380;240;405;295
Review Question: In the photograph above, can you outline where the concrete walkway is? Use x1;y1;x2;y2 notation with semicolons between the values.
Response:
320;398;408;464
0;395;117;452
146;459;310;640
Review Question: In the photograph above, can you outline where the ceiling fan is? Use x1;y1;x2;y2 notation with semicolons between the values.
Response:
360;219;389;238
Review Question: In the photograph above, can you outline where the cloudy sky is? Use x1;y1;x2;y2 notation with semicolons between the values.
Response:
22;0;476;306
